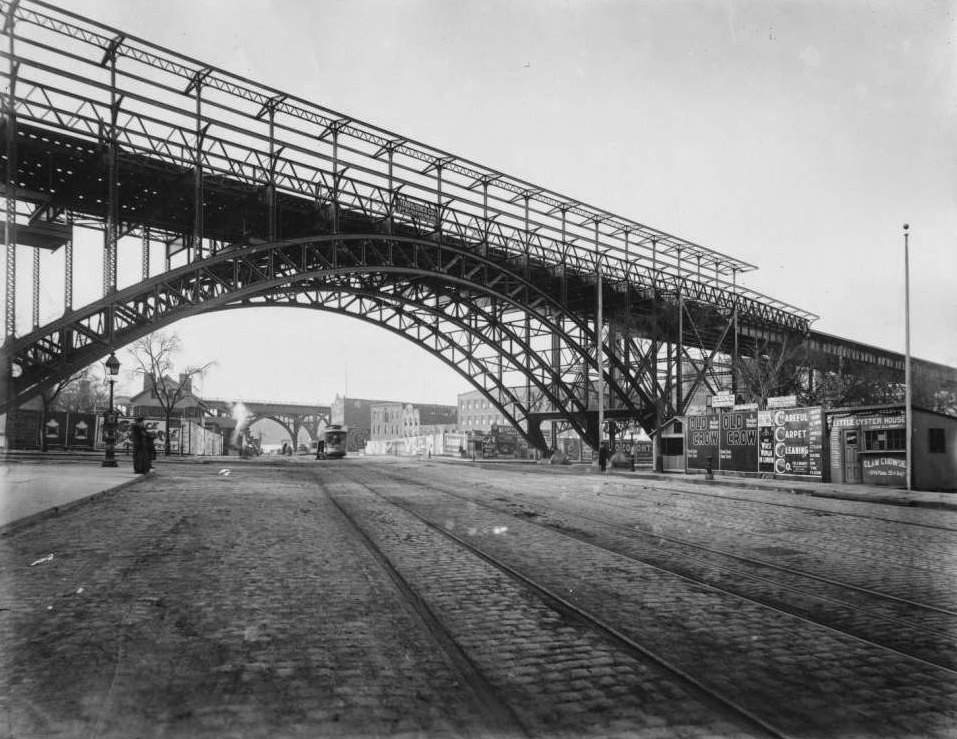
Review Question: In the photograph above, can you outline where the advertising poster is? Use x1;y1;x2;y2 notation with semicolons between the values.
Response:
807;407;823;476
562;437;583;462
861;456;907;485
771;407;823;476
758;411;775;472
67;413;96;448
443;433;468;456
719;410;759;472
140;420;167;453
44;412;68;448
686;414;719;470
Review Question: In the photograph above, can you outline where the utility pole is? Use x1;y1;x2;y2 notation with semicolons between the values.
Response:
903;224;912;492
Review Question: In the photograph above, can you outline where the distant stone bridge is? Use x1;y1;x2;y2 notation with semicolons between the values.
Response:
200;398;331;446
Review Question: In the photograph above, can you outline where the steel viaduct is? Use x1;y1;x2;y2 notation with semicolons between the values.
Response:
1;1;954;453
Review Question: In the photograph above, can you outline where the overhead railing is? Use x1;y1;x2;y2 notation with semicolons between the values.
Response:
2;0;818;332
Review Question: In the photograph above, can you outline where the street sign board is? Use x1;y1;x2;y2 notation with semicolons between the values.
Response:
767;395;797;409
712;393;735;409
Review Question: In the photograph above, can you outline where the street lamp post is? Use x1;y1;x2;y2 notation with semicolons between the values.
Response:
903;224;912;492
101;351;120;468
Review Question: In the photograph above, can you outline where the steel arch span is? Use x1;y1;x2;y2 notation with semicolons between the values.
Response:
1;233;658;451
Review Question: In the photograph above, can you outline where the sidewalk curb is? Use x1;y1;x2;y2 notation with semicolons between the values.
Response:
0;474;147;536
432;457;957;513
618;471;957;512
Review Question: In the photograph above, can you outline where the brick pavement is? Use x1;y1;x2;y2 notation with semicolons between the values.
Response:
348;462;957;737
324;475;761;737
477;488;957;670
0;466;513;738
4;456;956;737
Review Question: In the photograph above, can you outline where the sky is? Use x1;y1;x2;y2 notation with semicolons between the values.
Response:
16;0;957;406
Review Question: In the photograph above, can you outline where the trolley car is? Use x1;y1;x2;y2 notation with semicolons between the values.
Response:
319;424;348;459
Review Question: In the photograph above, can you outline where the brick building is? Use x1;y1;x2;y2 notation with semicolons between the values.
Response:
128;373;206;420
371;402;457;440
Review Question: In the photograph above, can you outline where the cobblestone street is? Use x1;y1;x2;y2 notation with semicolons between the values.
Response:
2;465;498;738
2;458;956;738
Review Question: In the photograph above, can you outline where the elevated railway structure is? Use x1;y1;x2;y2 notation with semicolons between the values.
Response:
1;1;953;452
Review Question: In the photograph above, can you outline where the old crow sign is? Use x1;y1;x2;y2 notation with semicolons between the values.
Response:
686;410;758;472
686;414;719;470
719;410;759;471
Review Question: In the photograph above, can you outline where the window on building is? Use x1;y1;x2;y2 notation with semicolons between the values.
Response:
864;428;905;452
929;428;946;454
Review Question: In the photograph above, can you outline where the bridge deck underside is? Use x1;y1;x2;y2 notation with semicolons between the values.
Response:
4;120;783;352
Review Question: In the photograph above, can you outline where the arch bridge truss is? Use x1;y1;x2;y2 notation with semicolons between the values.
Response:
1;0;883;453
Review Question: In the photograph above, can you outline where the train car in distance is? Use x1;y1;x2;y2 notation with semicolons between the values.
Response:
321;425;349;459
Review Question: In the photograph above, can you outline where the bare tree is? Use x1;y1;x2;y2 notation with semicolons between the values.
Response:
32;364;113;451
807;362;904;409
52;366;110;414
734;337;807;407
126;332;214;456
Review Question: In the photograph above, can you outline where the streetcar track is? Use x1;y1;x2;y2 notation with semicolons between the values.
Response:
331;470;790;739
558;487;957;573
318;477;530;739
410;468;957;617
454;470;957;598
367;466;957;674
554;495;957;617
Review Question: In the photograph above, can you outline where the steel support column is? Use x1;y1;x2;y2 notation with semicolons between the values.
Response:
141;227;150;281
675;247;684;415
551;313;560;448
266;100;279;243
3;5;18;343
187;69;210;258
434;161;444;236
383;143;397;234
30;245;38;328
64;214;73;312
322;118;347;235
594;218;604;450
732;267;739;395
101;34;123;296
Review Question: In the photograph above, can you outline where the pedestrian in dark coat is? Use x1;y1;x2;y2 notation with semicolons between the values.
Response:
130;417;151;474
598;443;609;473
